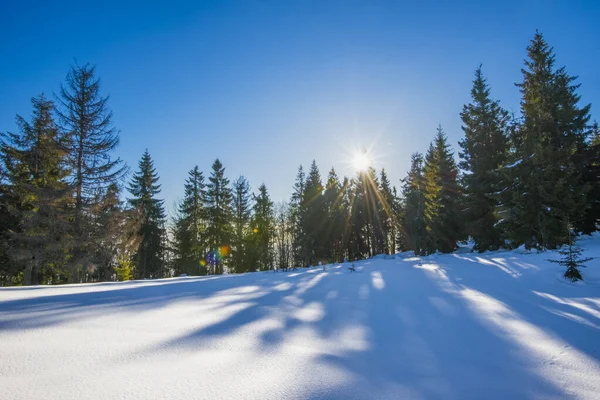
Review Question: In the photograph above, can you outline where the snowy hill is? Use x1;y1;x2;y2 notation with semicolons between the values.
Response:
2;238;600;400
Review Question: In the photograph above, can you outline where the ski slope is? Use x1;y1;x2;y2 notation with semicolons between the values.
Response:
1;237;600;400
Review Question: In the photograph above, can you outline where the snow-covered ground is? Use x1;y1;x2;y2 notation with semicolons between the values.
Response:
2;237;600;400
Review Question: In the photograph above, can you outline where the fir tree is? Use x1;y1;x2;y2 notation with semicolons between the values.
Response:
290;165;305;268
423;126;461;253
251;184;275;271
509;32;591;249
323;168;344;261
301;160;325;265
172;166;207;276
231;176;252;273
459;66;510;251
57;63;126;280
577;121;600;234
379;168;397;254
274;202;293;270
128;150;166;279
205;159;233;274
548;220;593;281
0;94;72;285
399;153;428;255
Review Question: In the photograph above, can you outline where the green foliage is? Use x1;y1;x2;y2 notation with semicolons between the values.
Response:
0;94;73;285
230;176;252;273
114;255;134;281
508;32;592;249
423;126;462;254
57;63;127;282
459;66;510;251
172;166;207;276
547;223;593;282
205;159;233;274
250;183;275;271
128;150;166;279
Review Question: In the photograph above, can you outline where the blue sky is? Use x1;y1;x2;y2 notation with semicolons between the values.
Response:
1;0;599;216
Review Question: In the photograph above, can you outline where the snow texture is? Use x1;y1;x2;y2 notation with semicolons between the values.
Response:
2;236;600;399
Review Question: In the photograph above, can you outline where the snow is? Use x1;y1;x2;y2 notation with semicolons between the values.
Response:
2;238;600;399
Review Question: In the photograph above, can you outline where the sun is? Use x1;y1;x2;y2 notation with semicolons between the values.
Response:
352;151;371;172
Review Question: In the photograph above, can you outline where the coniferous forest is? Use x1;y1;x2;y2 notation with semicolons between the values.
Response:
1;32;599;286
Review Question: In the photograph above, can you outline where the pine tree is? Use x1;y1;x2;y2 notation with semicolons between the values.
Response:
231;176;252;273
205;159;233;274
57;63;126;281
399;152;428;255
251;184;274;271
0;94;72;285
509;32;592;249
459;66;510;251
128;150;166;279
172;166;207;276
423;126;461;253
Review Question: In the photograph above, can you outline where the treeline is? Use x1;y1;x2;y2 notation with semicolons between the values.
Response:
1;32;599;286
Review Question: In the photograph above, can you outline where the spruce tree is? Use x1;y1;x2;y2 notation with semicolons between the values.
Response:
379;168;397;254
128;150;166;279
172;166;207;276
0;94;72;285
274;202;293;270
399;152;428;255
459;66;510;251
323;168;344;261
231;176;252;273
57;63;126;280
548;219;593;281
290;165;306;268
301;160;325;265
509;32;592;249
577;121;600;234
423;126;461;253
251;184;275;271
205;159;233;274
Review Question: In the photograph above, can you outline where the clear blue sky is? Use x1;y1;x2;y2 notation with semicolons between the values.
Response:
2;0;599;216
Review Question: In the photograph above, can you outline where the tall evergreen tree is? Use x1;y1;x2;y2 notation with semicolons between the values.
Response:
128;150;166;279
323;168;344;261
459;66;510;251
301;160;325;265
399;153;427;254
577;121;600;233
172;166;207;276
0;94;72;285
251;184;275;271
57;63;126;280
423;126;462;253
205;159;233;274
509;32;592;249
290;165;306;268
379;168;397;254
231;176;252;273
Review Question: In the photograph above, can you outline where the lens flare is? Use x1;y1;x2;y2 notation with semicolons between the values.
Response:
218;245;230;257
